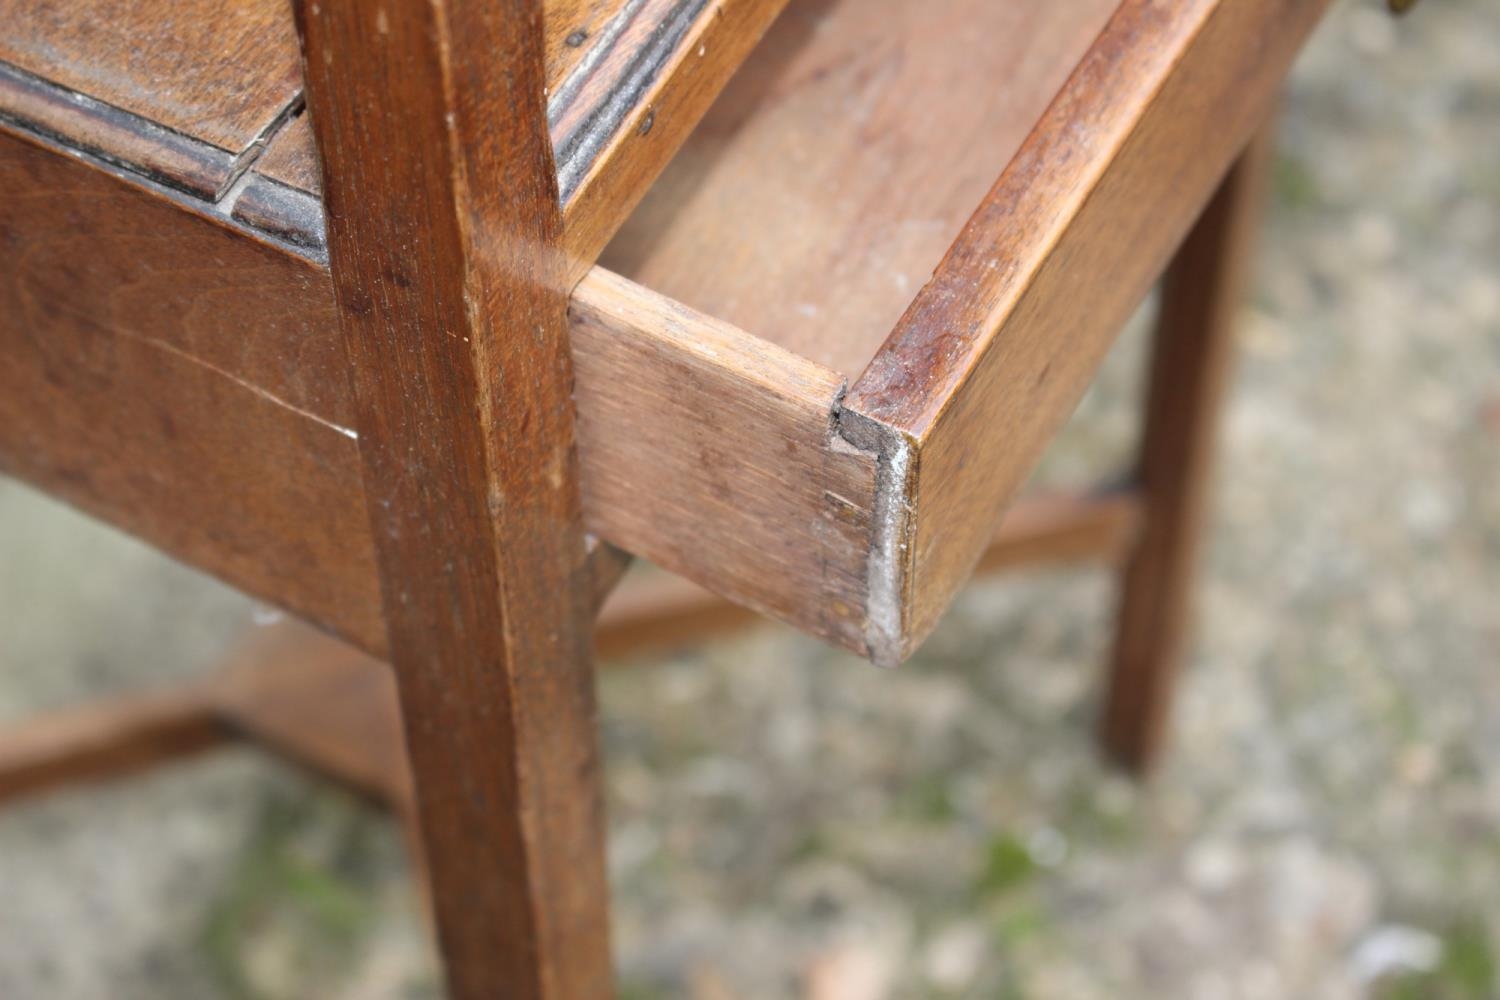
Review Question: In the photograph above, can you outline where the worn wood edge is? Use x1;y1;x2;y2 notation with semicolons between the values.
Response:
3;0;701;213
551;0;712;201
0;96;329;266
825;415;1143;666
832;409;915;667
843;0;1327;660
229;170;329;255
0;59;238;201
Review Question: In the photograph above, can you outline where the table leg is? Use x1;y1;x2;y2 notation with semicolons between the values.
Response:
295;0;614;995
1100;125;1277;773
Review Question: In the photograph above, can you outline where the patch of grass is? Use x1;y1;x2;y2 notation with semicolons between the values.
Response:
1441;919;1497;996
199;789;389;999
976;834;1035;898
617;979;669;1000
1380;917;1496;1000
1273;151;1322;212
789;828;832;864
895;774;957;824
994;903;1047;946
1060;780;1138;848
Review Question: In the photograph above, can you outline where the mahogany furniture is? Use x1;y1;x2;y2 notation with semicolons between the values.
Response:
0;0;1334;994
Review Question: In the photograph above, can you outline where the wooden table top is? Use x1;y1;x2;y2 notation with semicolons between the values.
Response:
0;0;772;242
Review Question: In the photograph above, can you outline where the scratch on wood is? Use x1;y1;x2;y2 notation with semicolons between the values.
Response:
110;327;358;440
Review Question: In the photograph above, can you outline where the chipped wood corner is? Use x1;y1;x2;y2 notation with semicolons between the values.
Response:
834;405;918;668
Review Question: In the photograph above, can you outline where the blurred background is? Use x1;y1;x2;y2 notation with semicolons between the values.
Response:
1;0;1496;997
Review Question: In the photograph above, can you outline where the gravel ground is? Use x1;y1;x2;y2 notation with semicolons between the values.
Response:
1;1;1496;997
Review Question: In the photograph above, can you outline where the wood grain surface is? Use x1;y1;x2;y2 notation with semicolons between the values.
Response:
245;112;319;193
571;268;878;653
297;0;613;992
840;0;1331;660
601;0;1118;376
0;0;301;159
0;0;652;139
1;0;773;238
0;128;382;648
555;0;791;278
0;61;241;200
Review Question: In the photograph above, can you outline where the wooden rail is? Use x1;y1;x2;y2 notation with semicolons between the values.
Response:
0;488;1139;809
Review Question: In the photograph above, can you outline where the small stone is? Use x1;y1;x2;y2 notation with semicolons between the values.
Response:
1348;924;1443;982
1184;838;1243;894
804;942;895;1000
1399;480;1457;538
922;922;987;992
1458;275;1500;325
1238;960;1284;1000
688;964;737;1000
1350;212;1399;264
1026;826;1069;868
1396;743;1439;786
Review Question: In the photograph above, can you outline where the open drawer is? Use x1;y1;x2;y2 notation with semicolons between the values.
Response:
0;0;1330;664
